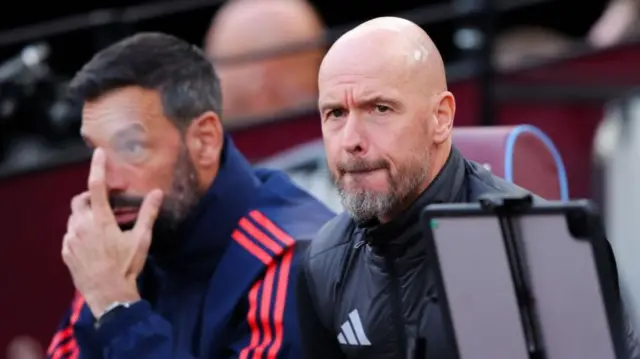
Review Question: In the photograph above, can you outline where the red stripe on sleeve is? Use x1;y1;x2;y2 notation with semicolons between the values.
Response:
266;249;294;358
236;211;296;358
68;347;79;359
239;218;284;255
232;229;272;265
239;280;263;359
48;292;85;358
251;260;278;358
51;339;77;359
47;328;72;354
249;211;295;247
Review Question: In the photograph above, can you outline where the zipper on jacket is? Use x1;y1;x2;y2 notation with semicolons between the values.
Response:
384;253;408;358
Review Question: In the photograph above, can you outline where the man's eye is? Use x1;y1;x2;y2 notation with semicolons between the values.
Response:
120;140;144;155
375;105;390;113
327;109;346;119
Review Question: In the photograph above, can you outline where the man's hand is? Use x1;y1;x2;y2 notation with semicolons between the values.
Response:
62;148;164;317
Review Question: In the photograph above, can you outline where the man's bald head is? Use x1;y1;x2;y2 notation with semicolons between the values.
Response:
206;0;323;59
205;0;325;125
319;17;455;223
320;17;447;95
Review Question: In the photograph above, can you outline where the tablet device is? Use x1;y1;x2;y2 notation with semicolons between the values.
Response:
420;200;623;359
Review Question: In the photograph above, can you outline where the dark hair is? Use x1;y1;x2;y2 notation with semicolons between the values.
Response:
68;32;222;129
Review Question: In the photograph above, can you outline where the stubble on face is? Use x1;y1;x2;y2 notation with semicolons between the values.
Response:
112;144;202;253
332;128;430;224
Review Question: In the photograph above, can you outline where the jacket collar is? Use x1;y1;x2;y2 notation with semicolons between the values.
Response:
362;146;466;251
150;135;260;277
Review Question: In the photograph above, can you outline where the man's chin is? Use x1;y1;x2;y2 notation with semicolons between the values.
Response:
339;186;390;200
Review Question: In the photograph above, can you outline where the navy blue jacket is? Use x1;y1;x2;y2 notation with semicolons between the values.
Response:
47;138;335;359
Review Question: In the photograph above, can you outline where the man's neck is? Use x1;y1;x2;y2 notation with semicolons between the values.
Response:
378;142;452;224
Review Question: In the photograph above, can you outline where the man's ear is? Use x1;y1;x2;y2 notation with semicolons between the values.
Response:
433;91;456;145
184;111;224;169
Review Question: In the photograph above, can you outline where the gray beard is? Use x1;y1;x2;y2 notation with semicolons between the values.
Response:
339;188;400;224
337;165;427;224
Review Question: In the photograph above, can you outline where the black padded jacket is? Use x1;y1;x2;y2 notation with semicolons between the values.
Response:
296;147;640;359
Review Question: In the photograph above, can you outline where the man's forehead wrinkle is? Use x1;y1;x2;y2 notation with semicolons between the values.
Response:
82;101;147;132
319;80;400;105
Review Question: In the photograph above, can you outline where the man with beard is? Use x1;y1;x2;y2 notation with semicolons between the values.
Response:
295;17;639;359
46;32;334;359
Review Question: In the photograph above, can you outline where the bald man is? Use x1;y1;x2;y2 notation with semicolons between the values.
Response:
205;0;324;127
295;17;639;359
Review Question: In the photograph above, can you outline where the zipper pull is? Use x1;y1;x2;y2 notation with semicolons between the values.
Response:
354;228;367;249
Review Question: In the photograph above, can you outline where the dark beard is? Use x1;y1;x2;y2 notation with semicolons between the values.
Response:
111;147;202;255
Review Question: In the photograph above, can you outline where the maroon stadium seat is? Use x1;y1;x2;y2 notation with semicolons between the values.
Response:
453;125;568;200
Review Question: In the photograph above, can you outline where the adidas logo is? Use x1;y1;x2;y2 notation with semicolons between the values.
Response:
337;309;371;346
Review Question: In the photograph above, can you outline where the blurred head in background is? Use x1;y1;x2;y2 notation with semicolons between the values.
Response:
588;0;640;48
6;336;43;359
494;26;573;70
69;33;224;249
319;17;455;223
205;0;325;128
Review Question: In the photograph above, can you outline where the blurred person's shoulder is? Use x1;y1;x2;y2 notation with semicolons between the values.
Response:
252;167;336;241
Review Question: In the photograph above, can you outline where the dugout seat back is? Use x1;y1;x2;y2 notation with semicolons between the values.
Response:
453;125;568;200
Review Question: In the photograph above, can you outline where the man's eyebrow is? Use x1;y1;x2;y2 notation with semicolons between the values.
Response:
361;95;401;107
80;123;146;148
318;96;402;112
111;123;146;140
319;101;343;112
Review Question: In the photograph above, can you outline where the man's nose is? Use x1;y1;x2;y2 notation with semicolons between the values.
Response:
104;155;127;191
340;114;367;155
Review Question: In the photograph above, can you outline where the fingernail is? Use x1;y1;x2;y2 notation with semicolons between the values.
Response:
93;148;104;160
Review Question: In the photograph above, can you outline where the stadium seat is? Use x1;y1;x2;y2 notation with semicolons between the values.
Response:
453;125;569;200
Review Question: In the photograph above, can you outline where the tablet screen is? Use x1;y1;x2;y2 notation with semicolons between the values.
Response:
430;216;530;359
430;213;616;359
519;214;615;359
